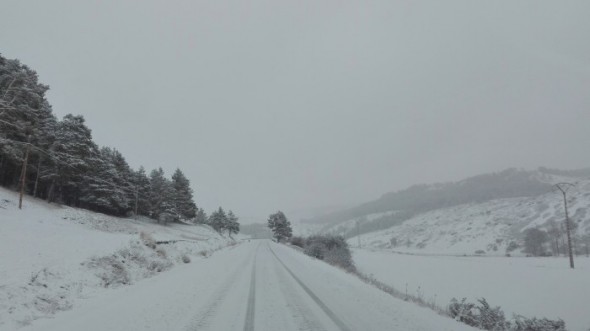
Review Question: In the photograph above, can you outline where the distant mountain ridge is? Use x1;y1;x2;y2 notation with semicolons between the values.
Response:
304;167;589;239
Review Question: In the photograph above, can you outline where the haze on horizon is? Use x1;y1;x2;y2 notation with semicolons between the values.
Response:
1;0;589;223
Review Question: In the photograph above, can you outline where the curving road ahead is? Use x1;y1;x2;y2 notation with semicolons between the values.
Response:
22;240;475;331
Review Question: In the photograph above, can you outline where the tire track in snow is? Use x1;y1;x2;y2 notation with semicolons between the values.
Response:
269;246;327;331
243;250;257;331
268;243;353;331
185;243;259;331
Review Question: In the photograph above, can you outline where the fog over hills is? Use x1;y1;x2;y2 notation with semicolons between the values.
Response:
302;167;590;243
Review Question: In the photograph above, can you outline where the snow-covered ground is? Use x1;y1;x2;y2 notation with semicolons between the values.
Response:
18;240;476;331
353;249;590;331
347;179;590;255
1;187;478;330
0;187;234;330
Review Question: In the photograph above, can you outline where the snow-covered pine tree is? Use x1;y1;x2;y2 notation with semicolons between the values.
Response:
226;210;240;237
267;211;292;242
148;167;178;224
208;207;228;233
171;168;197;221
131;166;151;217
29;101;58;199
79;147;132;215
0;54;52;191
194;208;208;224
51;114;97;206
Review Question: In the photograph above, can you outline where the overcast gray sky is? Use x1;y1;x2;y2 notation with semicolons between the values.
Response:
1;1;589;223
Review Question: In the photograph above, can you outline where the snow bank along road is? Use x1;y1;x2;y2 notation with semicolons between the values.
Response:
20;240;474;331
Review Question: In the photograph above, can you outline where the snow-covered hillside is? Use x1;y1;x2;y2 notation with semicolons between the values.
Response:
346;177;590;255
0;187;235;329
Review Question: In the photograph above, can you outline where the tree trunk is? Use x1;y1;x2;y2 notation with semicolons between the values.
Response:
33;156;42;197
18;142;31;209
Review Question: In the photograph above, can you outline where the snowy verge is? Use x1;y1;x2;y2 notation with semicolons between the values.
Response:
0;187;237;330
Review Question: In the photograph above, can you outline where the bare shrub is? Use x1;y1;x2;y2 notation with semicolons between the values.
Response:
512;315;566;331
90;255;130;287
449;298;478;327
476;298;510;330
87;241;172;287
302;235;355;272
290;236;304;248
449;297;565;331
33;294;73;314
181;255;191;263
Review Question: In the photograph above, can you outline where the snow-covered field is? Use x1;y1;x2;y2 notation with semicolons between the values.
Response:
0;187;234;330
353;249;590;331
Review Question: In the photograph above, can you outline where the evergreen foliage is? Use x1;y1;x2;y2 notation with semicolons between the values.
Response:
131;166;151;216
267;211;292;242
208;207;227;234
207;207;241;236
148;168;177;224
194;208;208;224
171;168;197;220
0;54;200;223
226;210;240;237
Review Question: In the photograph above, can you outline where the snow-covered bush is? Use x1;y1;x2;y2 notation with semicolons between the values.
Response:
476;298;510;330
449;297;565;331
290;236;304;248
90;255;130;287
33;293;73;315
140;231;157;249
512;315;566;331
304;243;324;259
88;241;173;287
449;298;478;327
302;235;355;272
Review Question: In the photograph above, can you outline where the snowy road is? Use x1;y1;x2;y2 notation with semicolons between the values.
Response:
20;240;474;331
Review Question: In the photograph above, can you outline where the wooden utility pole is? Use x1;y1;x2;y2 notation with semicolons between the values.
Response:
18;137;31;209
554;183;575;269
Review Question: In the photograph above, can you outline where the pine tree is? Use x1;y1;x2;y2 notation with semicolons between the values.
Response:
267;211;292;242
148;167;177;224
208;207;227;233
194;208;208;224
131;166;151;216
0;54;53;192
171;168;197;220
226;210;240;237
79;147;132;215
29;101;58;199
52;114;97;205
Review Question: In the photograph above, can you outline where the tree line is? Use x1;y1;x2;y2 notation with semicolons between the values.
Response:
0;53;238;230
523;222;590;257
